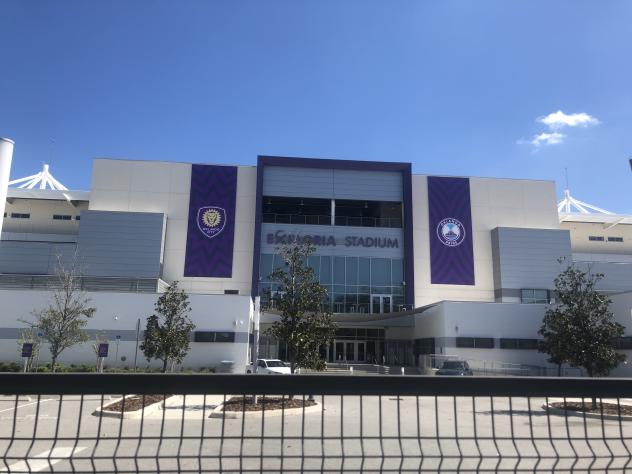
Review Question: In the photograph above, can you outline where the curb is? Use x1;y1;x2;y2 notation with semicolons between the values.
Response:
210;400;322;419
543;403;632;422
93;395;180;419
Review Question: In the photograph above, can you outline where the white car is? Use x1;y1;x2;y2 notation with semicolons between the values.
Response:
246;359;291;375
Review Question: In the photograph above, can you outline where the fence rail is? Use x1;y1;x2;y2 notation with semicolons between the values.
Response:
2;374;632;473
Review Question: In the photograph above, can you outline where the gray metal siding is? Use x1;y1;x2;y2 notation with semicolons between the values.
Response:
77;211;165;278
0;241;76;274
574;261;632;293
262;166;402;201
492;227;571;292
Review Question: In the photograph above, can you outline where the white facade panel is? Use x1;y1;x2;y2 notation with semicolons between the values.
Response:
0;289;251;370
411;175;560;307
88;159;255;295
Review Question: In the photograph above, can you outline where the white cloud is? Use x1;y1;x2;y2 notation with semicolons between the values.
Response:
538;110;599;130
529;132;566;147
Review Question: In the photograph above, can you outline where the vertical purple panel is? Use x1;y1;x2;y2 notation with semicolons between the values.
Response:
184;164;237;277
428;176;475;285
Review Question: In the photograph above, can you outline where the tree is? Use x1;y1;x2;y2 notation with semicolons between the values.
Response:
539;263;625;382
141;282;196;372
23;254;95;372
265;241;337;374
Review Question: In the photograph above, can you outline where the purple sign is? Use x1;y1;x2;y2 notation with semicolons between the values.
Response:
184;165;237;277
428;176;475;285
21;343;33;358
98;343;109;358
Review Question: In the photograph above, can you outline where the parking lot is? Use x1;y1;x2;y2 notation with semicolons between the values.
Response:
2;391;632;473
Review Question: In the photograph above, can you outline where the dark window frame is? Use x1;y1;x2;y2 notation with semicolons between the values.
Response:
456;337;494;349
193;331;236;343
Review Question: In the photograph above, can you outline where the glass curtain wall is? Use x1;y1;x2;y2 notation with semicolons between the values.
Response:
259;254;404;313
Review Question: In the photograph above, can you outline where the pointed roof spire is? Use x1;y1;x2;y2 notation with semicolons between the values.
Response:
8;163;68;191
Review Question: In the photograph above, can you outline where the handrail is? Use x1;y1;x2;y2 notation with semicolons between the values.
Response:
1;373;632;398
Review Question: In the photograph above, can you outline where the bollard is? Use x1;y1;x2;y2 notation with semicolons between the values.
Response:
401;366;405;375
350;366;353;375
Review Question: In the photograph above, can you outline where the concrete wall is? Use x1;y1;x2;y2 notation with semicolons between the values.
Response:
0;289;252;370
562;221;632;255
2;198;87;235
412;176;560;307
77;210;165;278
413;301;556;369
491;227;572;302
262;166;403;201
88;159;256;295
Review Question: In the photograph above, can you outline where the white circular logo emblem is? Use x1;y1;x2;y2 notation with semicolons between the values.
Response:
437;217;466;247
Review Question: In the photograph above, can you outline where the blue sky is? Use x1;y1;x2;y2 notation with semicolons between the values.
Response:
1;1;631;212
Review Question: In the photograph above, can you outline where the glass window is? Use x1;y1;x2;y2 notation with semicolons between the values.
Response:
320;256;332;283
521;289;549;304
358;258;370;285
371;258;391;286
589;236;604;241
392;259;403;287
307;256;320;280
608;237;624;242
53;214;72;220
259;254;273;282
500;338;539;350
456;337;494;348
262;196;331;225
215;332;235;343
334;257;345;284
345;294;358;313
194;331;214;343
272;253;288;273
333;293;345;313
11;213;30;219
346;257;358;285
334;199;402;228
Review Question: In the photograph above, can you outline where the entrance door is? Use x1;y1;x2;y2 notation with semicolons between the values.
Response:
371;295;392;314
332;340;368;362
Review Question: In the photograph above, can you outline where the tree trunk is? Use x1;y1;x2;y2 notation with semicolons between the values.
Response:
557;363;562;377
162;359;168;373
51;355;58;373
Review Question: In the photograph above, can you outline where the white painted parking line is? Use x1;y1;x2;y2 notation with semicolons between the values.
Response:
0;399;54;414
1;446;86;473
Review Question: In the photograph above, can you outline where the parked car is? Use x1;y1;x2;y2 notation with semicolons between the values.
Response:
246;359;291;375
435;360;473;376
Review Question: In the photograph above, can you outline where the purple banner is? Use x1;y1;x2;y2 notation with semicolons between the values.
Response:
428;176;475;285
184;165;237;277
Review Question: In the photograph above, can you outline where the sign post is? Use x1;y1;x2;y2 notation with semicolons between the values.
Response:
134;318;141;372
114;335;121;367
21;343;33;372
97;343;109;373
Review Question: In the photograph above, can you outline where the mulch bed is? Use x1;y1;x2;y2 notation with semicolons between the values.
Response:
104;394;171;413
222;396;316;412
550;401;632;416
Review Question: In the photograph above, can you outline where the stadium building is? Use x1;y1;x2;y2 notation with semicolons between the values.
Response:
1;137;631;375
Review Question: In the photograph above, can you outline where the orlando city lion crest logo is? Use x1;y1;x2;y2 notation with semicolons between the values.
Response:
197;206;227;239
